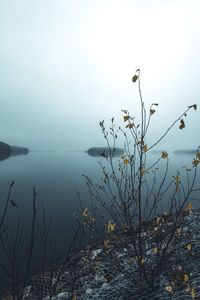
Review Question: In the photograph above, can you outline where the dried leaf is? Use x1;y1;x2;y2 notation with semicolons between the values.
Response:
179;119;185;129
185;285;190;292
124;115;130;122
82;208;89;217
138;257;145;265
188;104;197;111
156;217;162;225
191;287;196;298
107;221;116;233
172;175;181;182
153;246;158;254
165;285;173;293
186;244;192;251
162;151;168;159
132;75;138;82
126;123;134;129
72;293;77;300
183;274;189;282
196;152;200;160
185;202;193;211
142;144;148;153
103;240;109;248
150;109;156;115
123;159;130;165
193;104;197;110
192;159;200;167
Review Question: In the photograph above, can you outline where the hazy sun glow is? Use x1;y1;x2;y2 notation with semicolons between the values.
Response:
87;2;188;84
0;0;199;149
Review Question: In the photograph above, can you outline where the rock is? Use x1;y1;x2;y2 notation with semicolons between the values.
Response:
86;288;93;294
45;291;69;300
91;249;102;259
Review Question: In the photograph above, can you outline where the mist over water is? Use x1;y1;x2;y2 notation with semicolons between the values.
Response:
1;0;200;295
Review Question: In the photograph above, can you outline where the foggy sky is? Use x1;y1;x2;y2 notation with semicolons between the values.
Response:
0;0;200;152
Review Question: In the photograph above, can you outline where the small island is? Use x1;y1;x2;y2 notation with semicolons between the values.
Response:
0;141;29;161
87;147;124;157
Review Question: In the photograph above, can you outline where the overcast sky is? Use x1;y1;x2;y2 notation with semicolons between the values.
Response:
0;0;200;151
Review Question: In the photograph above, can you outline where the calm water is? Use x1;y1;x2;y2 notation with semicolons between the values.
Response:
0;151;99;252
0;150;199;293
0;150;199;245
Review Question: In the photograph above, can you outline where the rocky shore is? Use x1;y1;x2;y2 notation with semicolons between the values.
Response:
3;210;200;300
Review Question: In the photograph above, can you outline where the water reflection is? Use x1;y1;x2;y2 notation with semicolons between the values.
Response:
0;141;29;161
0;149;199;294
86;147;124;157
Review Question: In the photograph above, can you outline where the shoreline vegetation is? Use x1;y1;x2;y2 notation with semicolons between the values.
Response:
2;209;200;300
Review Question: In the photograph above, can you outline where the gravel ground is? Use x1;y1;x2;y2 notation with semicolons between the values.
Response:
2;210;200;300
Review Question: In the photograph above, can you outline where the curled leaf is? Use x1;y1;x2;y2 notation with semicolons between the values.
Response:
132;75;138;83
162;151;168;159
142;145;148;153
124;115;130;122
188;104;197;111
156;217;162;225
126;123;134;129
179;119;185;129
186;244;192;251
192;159;200;167
150;109;156;115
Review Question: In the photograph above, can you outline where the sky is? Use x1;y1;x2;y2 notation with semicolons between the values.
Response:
0;0;200;151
